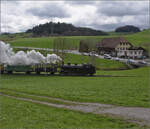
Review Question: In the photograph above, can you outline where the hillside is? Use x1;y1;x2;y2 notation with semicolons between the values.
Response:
124;29;150;50
26;22;108;36
115;25;140;33
0;29;149;51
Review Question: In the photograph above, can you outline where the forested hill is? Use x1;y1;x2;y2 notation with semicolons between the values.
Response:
26;22;108;36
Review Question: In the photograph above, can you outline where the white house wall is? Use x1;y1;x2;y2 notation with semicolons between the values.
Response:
117;50;143;58
126;50;143;58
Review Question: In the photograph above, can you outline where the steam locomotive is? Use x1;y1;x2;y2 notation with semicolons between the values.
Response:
0;63;96;76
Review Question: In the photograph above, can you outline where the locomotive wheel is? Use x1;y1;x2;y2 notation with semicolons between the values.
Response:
50;72;54;75
0;71;4;74
26;71;31;74
36;71;40;74
89;73;93;76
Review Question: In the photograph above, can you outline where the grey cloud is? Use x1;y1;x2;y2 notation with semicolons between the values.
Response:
65;1;96;6
92;15;148;31
74;14;148;31
92;17;148;31
93;23;126;31
74;21;118;31
3;1;20;5
131;15;149;29
26;4;70;18
97;1;149;17
1;1;149;33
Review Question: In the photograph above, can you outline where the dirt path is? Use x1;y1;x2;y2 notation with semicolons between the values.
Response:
0;92;150;127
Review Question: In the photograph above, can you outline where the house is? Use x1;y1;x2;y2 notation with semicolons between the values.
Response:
96;37;132;56
96;37;146;58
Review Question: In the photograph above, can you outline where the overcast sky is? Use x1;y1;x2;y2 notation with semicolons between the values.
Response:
1;0;149;33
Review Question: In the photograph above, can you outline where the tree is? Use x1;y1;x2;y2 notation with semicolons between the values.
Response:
115;25;140;33
26;22;108;36
79;39;97;53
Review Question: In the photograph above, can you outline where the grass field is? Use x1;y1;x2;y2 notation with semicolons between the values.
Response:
96;66;149;76
8;36;107;50
0;67;149;107
125;29;150;50
0;96;140;128
1;29;149;51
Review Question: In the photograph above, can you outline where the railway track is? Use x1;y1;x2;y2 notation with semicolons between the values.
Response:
0;72;139;77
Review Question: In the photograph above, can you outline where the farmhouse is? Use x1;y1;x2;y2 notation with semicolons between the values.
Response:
96;37;146;58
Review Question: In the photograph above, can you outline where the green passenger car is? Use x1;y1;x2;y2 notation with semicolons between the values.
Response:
5;65;33;74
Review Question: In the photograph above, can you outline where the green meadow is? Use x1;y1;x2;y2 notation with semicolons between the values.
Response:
0;96;140;128
1;29;149;51
0;67;149;107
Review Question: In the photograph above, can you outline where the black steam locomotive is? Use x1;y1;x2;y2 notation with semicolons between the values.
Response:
60;63;96;76
0;63;96;76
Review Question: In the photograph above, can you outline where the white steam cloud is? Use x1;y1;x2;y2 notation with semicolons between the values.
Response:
0;41;62;65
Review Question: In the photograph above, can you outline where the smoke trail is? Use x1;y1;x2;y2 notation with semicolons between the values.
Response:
0;41;62;65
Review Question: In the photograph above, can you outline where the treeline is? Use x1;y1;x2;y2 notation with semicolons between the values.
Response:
26;22;108;36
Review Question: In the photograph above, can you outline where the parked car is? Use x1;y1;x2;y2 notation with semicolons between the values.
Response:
104;54;111;59
127;59;137;63
94;54;99;57
82;53;89;56
113;57;120;61
138;61;147;65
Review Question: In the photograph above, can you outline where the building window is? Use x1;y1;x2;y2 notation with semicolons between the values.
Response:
135;51;137;55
